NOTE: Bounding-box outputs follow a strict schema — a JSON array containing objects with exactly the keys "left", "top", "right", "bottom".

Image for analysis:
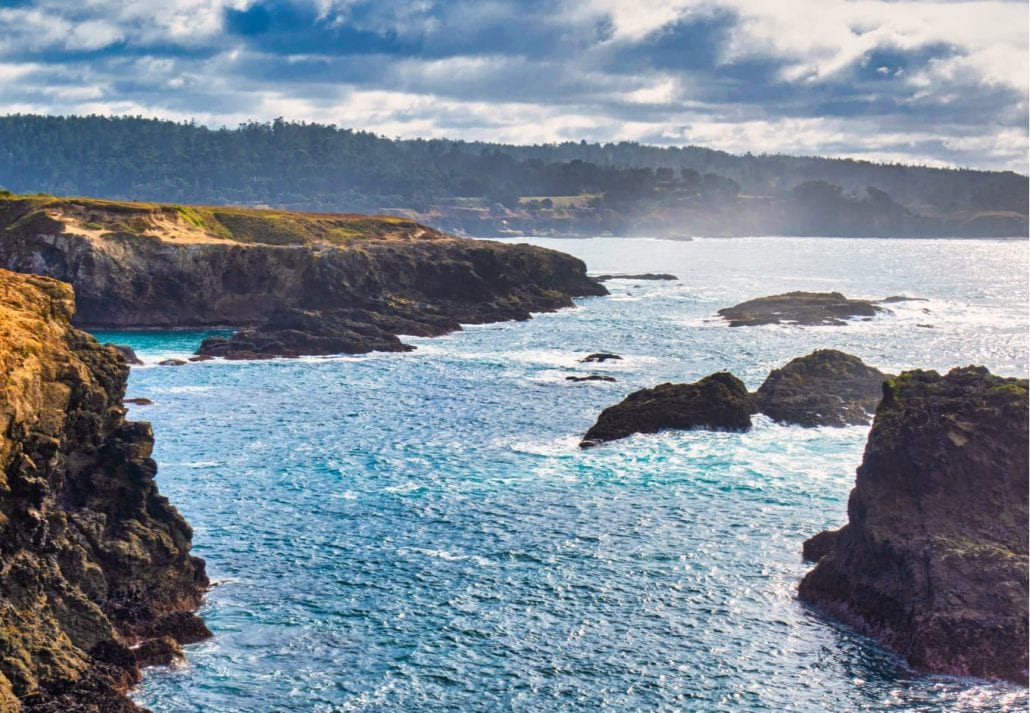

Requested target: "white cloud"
[{"left": 0, "top": 0, "right": 1024, "bottom": 172}]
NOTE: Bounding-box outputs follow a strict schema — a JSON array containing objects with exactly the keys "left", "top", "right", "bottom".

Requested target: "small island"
[{"left": 717, "top": 291, "right": 885, "bottom": 327}]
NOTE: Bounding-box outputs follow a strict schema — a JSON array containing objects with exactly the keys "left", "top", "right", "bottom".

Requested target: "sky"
[{"left": 0, "top": 0, "right": 1027, "bottom": 172}]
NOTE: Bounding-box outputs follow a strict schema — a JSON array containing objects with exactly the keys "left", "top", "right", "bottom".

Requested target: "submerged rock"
[
  {"left": 566, "top": 375, "right": 617, "bottom": 383},
  {"left": 158, "top": 358, "right": 188, "bottom": 366},
  {"left": 799, "top": 367, "right": 1029, "bottom": 684},
  {"left": 755, "top": 349, "right": 890, "bottom": 427},
  {"left": 581, "top": 352, "right": 622, "bottom": 363},
  {"left": 124, "top": 397, "right": 154, "bottom": 405},
  {"left": 717, "top": 291, "right": 884, "bottom": 327},
  {"left": 0, "top": 269, "right": 208, "bottom": 711},
  {"left": 580, "top": 372, "right": 755, "bottom": 447}
]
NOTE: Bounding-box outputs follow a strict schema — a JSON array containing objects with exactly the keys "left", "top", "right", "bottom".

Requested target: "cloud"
[{"left": 0, "top": 0, "right": 1024, "bottom": 171}]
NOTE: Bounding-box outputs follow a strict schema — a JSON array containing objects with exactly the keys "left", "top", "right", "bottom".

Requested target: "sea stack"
[
  {"left": 755, "top": 349, "right": 890, "bottom": 426},
  {"left": 0, "top": 269, "right": 209, "bottom": 710},
  {"left": 799, "top": 367, "right": 1029, "bottom": 684},
  {"left": 580, "top": 372, "right": 755, "bottom": 447}
]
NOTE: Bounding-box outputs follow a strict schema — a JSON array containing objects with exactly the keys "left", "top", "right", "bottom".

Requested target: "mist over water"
[{"left": 93, "top": 237, "right": 1028, "bottom": 712}]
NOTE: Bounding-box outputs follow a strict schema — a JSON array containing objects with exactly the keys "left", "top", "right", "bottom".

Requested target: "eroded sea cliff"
[
  {"left": 0, "top": 195, "right": 607, "bottom": 358},
  {"left": 0, "top": 268, "right": 208, "bottom": 711}
]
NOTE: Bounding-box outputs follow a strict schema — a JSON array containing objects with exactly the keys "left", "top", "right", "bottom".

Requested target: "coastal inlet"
[{"left": 110, "top": 236, "right": 1029, "bottom": 712}]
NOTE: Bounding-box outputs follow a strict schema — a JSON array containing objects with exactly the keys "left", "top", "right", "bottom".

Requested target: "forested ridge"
[{"left": 0, "top": 114, "right": 1025, "bottom": 237}]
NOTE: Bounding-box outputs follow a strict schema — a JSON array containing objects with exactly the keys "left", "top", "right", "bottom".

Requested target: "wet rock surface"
[
  {"left": 580, "top": 372, "right": 755, "bottom": 447},
  {"left": 717, "top": 291, "right": 885, "bottom": 326},
  {"left": 566, "top": 375, "right": 617, "bottom": 383},
  {"left": 0, "top": 269, "right": 209, "bottom": 711},
  {"left": 755, "top": 349, "right": 891, "bottom": 426},
  {"left": 799, "top": 367, "right": 1029, "bottom": 684},
  {"left": 581, "top": 352, "right": 622, "bottom": 363}
]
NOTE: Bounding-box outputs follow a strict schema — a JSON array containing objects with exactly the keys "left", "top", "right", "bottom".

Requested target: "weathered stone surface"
[
  {"left": 0, "top": 196, "right": 607, "bottom": 359},
  {"left": 132, "top": 637, "right": 183, "bottom": 668},
  {"left": 0, "top": 269, "right": 209, "bottom": 711},
  {"left": 580, "top": 372, "right": 755, "bottom": 447},
  {"left": 755, "top": 349, "right": 890, "bottom": 427},
  {"left": 799, "top": 367, "right": 1029, "bottom": 684},
  {"left": 717, "top": 291, "right": 884, "bottom": 327},
  {"left": 105, "top": 344, "right": 142, "bottom": 365}
]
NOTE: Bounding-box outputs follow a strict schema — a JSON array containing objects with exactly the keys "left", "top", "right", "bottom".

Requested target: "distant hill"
[{"left": 0, "top": 114, "right": 1025, "bottom": 237}]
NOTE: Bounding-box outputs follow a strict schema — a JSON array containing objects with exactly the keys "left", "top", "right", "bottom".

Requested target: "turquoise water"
[{"left": 93, "top": 237, "right": 1028, "bottom": 712}]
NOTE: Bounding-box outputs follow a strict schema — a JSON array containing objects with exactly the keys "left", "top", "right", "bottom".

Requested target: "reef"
[
  {"left": 580, "top": 372, "right": 755, "bottom": 447},
  {"left": 799, "top": 367, "right": 1029, "bottom": 684},
  {"left": 0, "top": 195, "right": 607, "bottom": 359},
  {"left": 0, "top": 268, "right": 209, "bottom": 711},
  {"left": 755, "top": 349, "right": 890, "bottom": 426},
  {"left": 717, "top": 291, "right": 885, "bottom": 327}
]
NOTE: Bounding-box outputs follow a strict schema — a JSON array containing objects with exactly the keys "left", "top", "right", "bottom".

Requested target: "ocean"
[{"left": 91, "top": 236, "right": 1028, "bottom": 712}]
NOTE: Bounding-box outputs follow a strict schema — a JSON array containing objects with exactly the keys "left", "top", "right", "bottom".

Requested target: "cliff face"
[
  {"left": 0, "top": 197, "right": 606, "bottom": 345},
  {"left": 799, "top": 367, "right": 1029, "bottom": 684},
  {"left": 0, "top": 269, "right": 209, "bottom": 711}
]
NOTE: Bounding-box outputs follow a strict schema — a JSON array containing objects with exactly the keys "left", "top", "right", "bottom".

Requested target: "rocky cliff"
[
  {"left": 0, "top": 268, "right": 209, "bottom": 711},
  {"left": 799, "top": 367, "right": 1028, "bottom": 684},
  {"left": 0, "top": 195, "right": 606, "bottom": 357}
]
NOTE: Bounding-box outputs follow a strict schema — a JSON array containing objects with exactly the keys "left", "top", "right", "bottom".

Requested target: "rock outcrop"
[
  {"left": 717, "top": 291, "right": 884, "bottom": 326},
  {"left": 581, "top": 353, "right": 622, "bottom": 363},
  {"left": 799, "top": 367, "right": 1029, "bottom": 684},
  {"left": 755, "top": 349, "right": 890, "bottom": 426},
  {"left": 106, "top": 345, "right": 142, "bottom": 366},
  {"left": 594, "top": 273, "right": 678, "bottom": 282},
  {"left": 0, "top": 195, "right": 607, "bottom": 358},
  {"left": 0, "top": 268, "right": 209, "bottom": 711},
  {"left": 580, "top": 372, "right": 755, "bottom": 447}
]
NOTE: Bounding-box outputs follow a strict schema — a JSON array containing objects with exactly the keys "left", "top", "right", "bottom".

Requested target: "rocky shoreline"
[
  {"left": 0, "top": 195, "right": 607, "bottom": 359},
  {"left": 0, "top": 269, "right": 209, "bottom": 711}
]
